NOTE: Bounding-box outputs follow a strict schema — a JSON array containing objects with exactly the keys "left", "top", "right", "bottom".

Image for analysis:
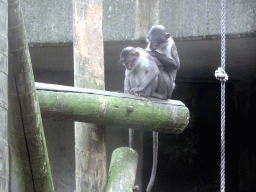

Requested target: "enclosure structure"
[{"left": 1, "top": 0, "right": 256, "bottom": 192}]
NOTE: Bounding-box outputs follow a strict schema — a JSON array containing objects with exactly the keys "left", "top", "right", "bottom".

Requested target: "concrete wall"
[
  {"left": 21, "top": 0, "right": 72, "bottom": 44},
  {"left": 160, "top": 0, "right": 256, "bottom": 38},
  {"left": 21, "top": 0, "right": 256, "bottom": 44}
]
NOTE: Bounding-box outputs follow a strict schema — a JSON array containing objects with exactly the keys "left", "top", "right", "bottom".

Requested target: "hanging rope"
[{"left": 214, "top": 0, "right": 228, "bottom": 191}]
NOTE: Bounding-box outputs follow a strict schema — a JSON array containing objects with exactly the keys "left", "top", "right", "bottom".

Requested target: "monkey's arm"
[
  {"left": 129, "top": 65, "right": 159, "bottom": 96},
  {"left": 124, "top": 72, "right": 131, "bottom": 93},
  {"left": 141, "top": 69, "right": 159, "bottom": 90},
  {"left": 150, "top": 51, "right": 179, "bottom": 71}
]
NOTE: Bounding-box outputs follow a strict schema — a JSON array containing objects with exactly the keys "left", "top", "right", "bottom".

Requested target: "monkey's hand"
[
  {"left": 151, "top": 51, "right": 179, "bottom": 70},
  {"left": 129, "top": 87, "right": 143, "bottom": 96}
]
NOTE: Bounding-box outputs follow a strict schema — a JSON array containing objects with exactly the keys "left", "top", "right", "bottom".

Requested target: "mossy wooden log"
[
  {"left": 106, "top": 147, "right": 138, "bottom": 192},
  {"left": 36, "top": 83, "right": 189, "bottom": 133},
  {"left": 0, "top": 0, "right": 9, "bottom": 190},
  {"left": 8, "top": 1, "right": 54, "bottom": 191}
]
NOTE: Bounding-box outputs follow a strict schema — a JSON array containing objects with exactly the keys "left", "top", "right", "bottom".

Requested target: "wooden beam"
[{"left": 36, "top": 83, "right": 189, "bottom": 134}]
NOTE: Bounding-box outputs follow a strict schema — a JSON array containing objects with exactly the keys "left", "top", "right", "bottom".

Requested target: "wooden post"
[
  {"left": 8, "top": 0, "right": 54, "bottom": 191},
  {"left": 106, "top": 147, "right": 138, "bottom": 192},
  {"left": 0, "top": 0, "right": 9, "bottom": 191},
  {"left": 73, "top": 0, "right": 107, "bottom": 191}
]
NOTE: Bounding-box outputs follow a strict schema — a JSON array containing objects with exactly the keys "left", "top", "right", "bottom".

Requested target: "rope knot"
[{"left": 215, "top": 67, "right": 228, "bottom": 82}]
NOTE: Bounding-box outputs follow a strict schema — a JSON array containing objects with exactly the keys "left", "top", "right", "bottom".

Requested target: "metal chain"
[{"left": 220, "top": 0, "right": 226, "bottom": 191}]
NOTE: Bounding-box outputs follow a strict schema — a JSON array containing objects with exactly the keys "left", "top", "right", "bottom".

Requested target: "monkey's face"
[
  {"left": 121, "top": 58, "right": 139, "bottom": 71},
  {"left": 146, "top": 25, "right": 168, "bottom": 50},
  {"left": 120, "top": 47, "right": 140, "bottom": 70},
  {"left": 146, "top": 37, "right": 166, "bottom": 51},
  {"left": 148, "top": 40, "right": 158, "bottom": 50},
  {"left": 124, "top": 61, "right": 133, "bottom": 70}
]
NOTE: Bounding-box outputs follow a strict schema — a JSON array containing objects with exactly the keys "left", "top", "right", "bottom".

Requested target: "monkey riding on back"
[
  {"left": 146, "top": 25, "right": 180, "bottom": 99},
  {"left": 119, "top": 25, "right": 180, "bottom": 192}
]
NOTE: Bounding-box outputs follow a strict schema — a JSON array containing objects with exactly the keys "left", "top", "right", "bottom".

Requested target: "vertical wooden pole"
[
  {"left": 73, "top": 0, "right": 107, "bottom": 191},
  {"left": 0, "top": 0, "right": 9, "bottom": 191}
]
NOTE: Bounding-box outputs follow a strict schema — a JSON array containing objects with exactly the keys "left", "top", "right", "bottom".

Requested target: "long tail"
[
  {"left": 129, "top": 128, "right": 134, "bottom": 148},
  {"left": 146, "top": 131, "right": 159, "bottom": 192}
]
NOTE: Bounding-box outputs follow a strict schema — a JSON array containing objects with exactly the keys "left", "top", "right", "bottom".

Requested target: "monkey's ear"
[
  {"left": 133, "top": 52, "right": 140, "bottom": 57},
  {"left": 165, "top": 33, "right": 171, "bottom": 39}
]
